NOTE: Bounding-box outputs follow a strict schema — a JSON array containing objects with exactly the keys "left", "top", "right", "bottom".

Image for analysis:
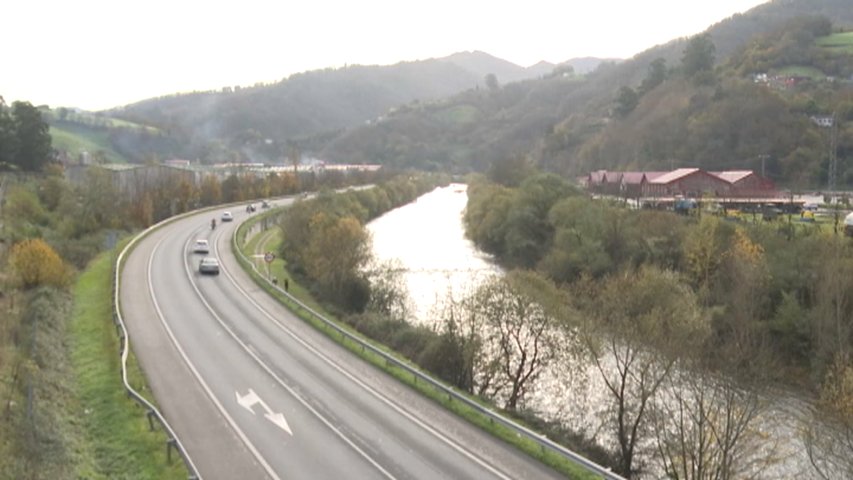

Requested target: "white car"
[
  {"left": 221, "top": 211, "right": 234, "bottom": 222},
  {"left": 192, "top": 239, "right": 210, "bottom": 254},
  {"left": 198, "top": 257, "right": 220, "bottom": 275}
]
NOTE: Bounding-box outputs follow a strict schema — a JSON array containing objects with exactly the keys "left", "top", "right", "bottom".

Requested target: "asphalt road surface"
[{"left": 120, "top": 202, "right": 567, "bottom": 480}]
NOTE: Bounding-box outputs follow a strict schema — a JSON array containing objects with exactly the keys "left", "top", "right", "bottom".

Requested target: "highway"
[{"left": 120, "top": 202, "right": 567, "bottom": 480}]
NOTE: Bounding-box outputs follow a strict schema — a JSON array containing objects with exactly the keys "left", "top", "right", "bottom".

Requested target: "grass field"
[
  {"left": 50, "top": 124, "right": 128, "bottom": 164},
  {"left": 434, "top": 104, "right": 481, "bottom": 127},
  {"left": 773, "top": 65, "right": 826, "bottom": 80},
  {"left": 46, "top": 109, "right": 160, "bottom": 133},
  {"left": 70, "top": 249, "right": 186, "bottom": 479},
  {"left": 816, "top": 32, "right": 853, "bottom": 54}
]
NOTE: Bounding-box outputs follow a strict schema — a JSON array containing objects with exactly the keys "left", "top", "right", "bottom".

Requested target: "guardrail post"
[
  {"left": 146, "top": 409, "right": 156, "bottom": 431},
  {"left": 167, "top": 438, "right": 177, "bottom": 463}
]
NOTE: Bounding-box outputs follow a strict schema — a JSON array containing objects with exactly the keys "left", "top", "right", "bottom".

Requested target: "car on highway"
[
  {"left": 192, "top": 239, "right": 210, "bottom": 254},
  {"left": 198, "top": 257, "right": 220, "bottom": 275},
  {"left": 221, "top": 211, "right": 234, "bottom": 222}
]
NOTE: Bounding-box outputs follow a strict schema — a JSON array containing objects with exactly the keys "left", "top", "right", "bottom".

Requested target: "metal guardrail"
[
  {"left": 114, "top": 216, "right": 202, "bottom": 480},
  {"left": 233, "top": 214, "right": 624, "bottom": 480}
]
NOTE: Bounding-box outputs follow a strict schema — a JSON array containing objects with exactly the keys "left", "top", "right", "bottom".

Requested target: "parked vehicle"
[
  {"left": 762, "top": 206, "right": 782, "bottom": 221},
  {"left": 844, "top": 212, "right": 853, "bottom": 236}
]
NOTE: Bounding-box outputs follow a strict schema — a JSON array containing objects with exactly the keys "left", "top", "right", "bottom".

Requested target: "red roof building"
[
  {"left": 712, "top": 170, "right": 776, "bottom": 197},
  {"left": 619, "top": 171, "right": 665, "bottom": 197},
  {"left": 583, "top": 168, "right": 777, "bottom": 200},
  {"left": 645, "top": 168, "right": 732, "bottom": 198}
]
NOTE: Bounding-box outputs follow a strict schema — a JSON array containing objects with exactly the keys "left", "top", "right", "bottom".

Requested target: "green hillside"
[
  {"left": 50, "top": 123, "right": 129, "bottom": 164},
  {"left": 44, "top": 107, "right": 184, "bottom": 164},
  {"left": 319, "top": 1, "right": 853, "bottom": 188},
  {"left": 46, "top": 108, "right": 160, "bottom": 132}
]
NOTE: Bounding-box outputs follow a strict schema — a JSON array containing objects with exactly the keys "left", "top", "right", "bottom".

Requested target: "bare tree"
[
  {"left": 805, "top": 354, "right": 853, "bottom": 479},
  {"left": 471, "top": 270, "right": 566, "bottom": 411},
  {"left": 811, "top": 241, "right": 853, "bottom": 375},
  {"left": 581, "top": 266, "right": 708, "bottom": 478},
  {"left": 364, "top": 259, "right": 410, "bottom": 320},
  {"left": 651, "top": 367, "right": 774, "bottom": 480}
]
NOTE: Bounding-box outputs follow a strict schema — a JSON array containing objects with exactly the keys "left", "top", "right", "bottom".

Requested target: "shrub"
[{"left": 9, "top": 238, "right": 72, "bottom": 289}]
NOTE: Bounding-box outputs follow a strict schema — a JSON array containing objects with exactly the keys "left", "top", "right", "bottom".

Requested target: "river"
[
  {"left": 366, "top": 184, "right": 832, "bottom": 479},
  {"left": 367, "top": 183, "right": 500, "bottom": 323}
]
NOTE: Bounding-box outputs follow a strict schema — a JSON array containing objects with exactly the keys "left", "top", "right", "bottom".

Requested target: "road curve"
[{"left": 120, "top": 203, "right": 567, "bottom": 480}]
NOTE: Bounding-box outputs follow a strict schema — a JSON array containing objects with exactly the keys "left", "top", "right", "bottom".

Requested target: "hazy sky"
[{"left": 3, "top": 0, "right": 769, "bottom": 111}]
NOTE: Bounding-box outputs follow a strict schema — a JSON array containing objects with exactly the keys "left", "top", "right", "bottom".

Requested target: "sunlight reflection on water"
[{"left": 367, "top": 183, "right": 500, "bottom": 323}]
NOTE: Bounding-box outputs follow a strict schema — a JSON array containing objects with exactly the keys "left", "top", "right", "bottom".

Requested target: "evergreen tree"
[
  {"left": 12, "top": 101, "right": 52, "bottom": 171},
  {"left": 614, "top": 86, "right": 639, "bottom": 117},
  {"left": 681, "top": 33, "right": 716, "bottom": 79},
  {"left": 638, "top": 58, "right": 667, "bottom": 95},
  {"left": 0, "top": 96, "right": 18, "bottom": 168}
]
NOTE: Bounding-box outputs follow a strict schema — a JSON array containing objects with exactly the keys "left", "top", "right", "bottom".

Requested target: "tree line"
[
  {"left": 462, "top": 171, "right": 853, "bottom": 478},
  {"left": 278, "top": 174, "right": 450, "bottom": 312}
]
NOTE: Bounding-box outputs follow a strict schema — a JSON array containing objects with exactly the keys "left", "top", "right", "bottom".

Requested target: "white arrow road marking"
[
  {"left": 236, "top": 389, "right": 262, "bottom": 413},
  {"left": 236, "top": 389, "right": 293, "bottom": 436},
  {"left": 264, "top": 412, "right": 293, "bottom": 435}
]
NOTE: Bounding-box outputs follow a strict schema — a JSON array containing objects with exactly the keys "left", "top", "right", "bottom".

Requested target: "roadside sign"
[{"left": 264, "top": 252, "right": 275, "bottom": 263}]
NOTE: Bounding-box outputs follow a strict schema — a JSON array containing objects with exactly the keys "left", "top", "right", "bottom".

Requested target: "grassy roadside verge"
[
  {"left": 71, "top": 248, "right": 185, "bottom": 479},
  {"left": 235, "top": 214, "right": 602, "bottom": 479}
]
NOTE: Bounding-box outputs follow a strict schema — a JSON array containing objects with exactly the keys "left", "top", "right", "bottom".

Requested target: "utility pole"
[
  {"left": 828, "top": 111, "right": 838, "bottom": 193},
  {"left": 758, "top": 154, "right": 769, "bottom": 178},
  {"left": 826, "top": 111, "right": 839, "bottom": 233}
]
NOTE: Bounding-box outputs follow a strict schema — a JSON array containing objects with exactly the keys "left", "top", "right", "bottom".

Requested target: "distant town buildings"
[
  {"left": 63, "top": 160, "right": 383, "bottom": 202},
  {"left": 810, "top": 115, "right": 834, "bottom": 128}
]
